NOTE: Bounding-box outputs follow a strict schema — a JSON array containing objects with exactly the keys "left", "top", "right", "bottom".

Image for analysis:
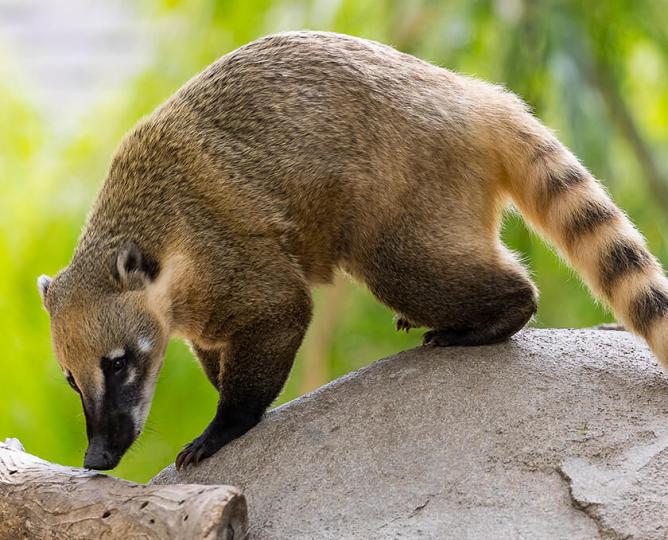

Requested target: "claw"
[
  {"left": 422, "top": 330, "right": 437, "bottom": 346},
  {"left": 175, "top": 437, "right": 212, "bottom": 470},
  {"left": 394, "top": 316, "right": 412, "bottom": 332},
  {"left": 175, "top": 443, "right": 194, "bottom": 471},
  {"left": 174, "top": 424, "right": 240, "bottom": 470},
  {"left": 194, "top": 448, "right": 205, "bottom": 467},
  {"left": 175, "top": 450, "right": 185, "bottom": 471}
]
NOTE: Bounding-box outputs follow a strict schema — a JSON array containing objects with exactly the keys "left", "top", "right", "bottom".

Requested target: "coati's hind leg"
[
  {"left": 414, "top": 265, "right": 536, "bottom": 347},
  {"left": 359, "top": 224, "right": 538, "bottom": 348}
]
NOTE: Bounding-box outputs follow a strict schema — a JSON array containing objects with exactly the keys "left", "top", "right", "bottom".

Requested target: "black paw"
[
  {"left": 175, "top": 411, "right": 262, "bottom": 471},
  {"left": 423, "top": 329, "right": 465, "bottom": 347},
  {"left": 175, "top": 431, "right": 224, "bottom": 471}
]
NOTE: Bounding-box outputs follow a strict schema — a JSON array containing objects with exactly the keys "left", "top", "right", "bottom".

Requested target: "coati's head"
[{"left": 38, "top": 242, "right": 170, "bottom": 470}]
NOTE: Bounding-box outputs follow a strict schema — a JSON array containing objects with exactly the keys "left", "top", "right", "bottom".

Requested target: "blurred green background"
[{"left": 1, "top": 0, "right": 666, "bottom": 482}]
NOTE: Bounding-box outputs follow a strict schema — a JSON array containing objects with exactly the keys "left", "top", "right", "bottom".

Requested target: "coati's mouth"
[
  {"left": 83, "top": 413, "right": 136, "bottom": 470},
  {"left": 84, "top": 445, "right": 122, "bottom": 470}
]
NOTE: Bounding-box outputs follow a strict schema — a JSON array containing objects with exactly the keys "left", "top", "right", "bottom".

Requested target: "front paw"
[{"left": 175, "top": 431, "right": 224, "bottom": 470}]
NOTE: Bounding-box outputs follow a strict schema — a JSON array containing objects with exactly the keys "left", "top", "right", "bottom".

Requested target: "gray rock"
[{"left": 152, "top": 329, "right": 668, "bottom": 539}]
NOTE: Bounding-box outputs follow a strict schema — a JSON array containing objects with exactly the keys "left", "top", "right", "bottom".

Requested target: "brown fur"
[{"left": 39, "top": 31, "right": 668, "bottom": 469}]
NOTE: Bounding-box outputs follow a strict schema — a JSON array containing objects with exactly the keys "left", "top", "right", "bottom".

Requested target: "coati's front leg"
[
  {"left": 191, "top": 344, "right": 222, "bottom": 388},
  {"left": 176, "top": 289, "right": 312, "bottom": 469}
]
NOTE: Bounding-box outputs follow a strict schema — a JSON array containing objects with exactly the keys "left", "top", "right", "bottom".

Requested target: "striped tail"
[{"left": 503, "top": 124, "right": 668, "bottom": 369}]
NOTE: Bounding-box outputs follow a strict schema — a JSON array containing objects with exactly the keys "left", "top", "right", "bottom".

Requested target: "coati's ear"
[
  {"left": 37, "top": 275, "right": 52, "bottom": 308},
  {"left": 113, "top": 242, "right": 159, "bottom": 290}
]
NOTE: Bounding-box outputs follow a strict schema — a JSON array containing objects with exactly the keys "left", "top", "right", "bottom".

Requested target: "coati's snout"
[
  {"left": 80, "top": 345, "right": 156, "bottom": 470},
  {"left": 84, "top": 409, "right": 135, "bottom": 470},
  {"left": 38, "top": 242, "right": 170, "bottom": 470}
]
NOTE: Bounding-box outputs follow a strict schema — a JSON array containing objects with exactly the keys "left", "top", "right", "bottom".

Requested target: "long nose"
[{"left": 84, "top": 436, "right": 118, "bottom": 470}]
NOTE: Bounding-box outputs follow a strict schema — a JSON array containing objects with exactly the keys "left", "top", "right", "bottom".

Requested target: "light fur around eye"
[
  {"left": 108, "top": 348, "right": 126, "bottom": 360},
  {"left": 137, "top": 338, "right": 153, "bottom": 354}
]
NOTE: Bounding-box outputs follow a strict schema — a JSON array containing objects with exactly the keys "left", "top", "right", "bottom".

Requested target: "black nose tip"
[{"left": 83, "top": 450, "right": 116, "bottom": 470}]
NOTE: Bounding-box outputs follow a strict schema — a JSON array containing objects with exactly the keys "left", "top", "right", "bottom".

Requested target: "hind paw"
[
  {"left": 423, "top": 329, "right": 467, "bottom": 347},
  {"left": 394, "top": 315, "right": 414, "bottom": 332}
]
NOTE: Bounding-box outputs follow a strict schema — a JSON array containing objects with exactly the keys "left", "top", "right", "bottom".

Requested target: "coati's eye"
[
  {"left": 112, "top": 356, "right": 127, "bottom": 372},
  {"left": 103, "top": 348, "right": 131, "bottom": 375}
]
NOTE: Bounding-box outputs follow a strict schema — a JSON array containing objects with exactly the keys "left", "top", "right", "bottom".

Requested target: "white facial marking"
[
  {"left": 137, "top": 337, "right": 153, "bottom": 354},
  {"left": 91, "top": 368, "right": 105, "bottom": 404},
  {"left": 132, "top": 367, "right": 161, "bottom": 435},
  {"left": 126, "top": 366, "right": 137, "bottom": 384},
  {"left": 132, "top": 404, "right": 145, "bottom": 433},
  {"left": 108, "top": 348, "right": 125, "bottom": 359},
  {"left": 132, "top": 390, "right": 153, "bottom": 435}
]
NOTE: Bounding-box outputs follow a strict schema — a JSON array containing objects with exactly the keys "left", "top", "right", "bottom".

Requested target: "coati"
[{"left": 37, "top": 31, "right": 668, "bottom": 471}]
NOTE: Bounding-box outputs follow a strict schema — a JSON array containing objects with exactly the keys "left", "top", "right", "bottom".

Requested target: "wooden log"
[{"left": 0, "top": 438, "right": 247, "bottom": 539}]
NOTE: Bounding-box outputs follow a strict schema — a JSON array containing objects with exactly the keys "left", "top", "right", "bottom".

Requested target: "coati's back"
[
  {"left": 130, "top": 32, "right": 515, "bottom": 278},
  {"left": 171, "top": 30, "right": 503, "bottom": 193}
]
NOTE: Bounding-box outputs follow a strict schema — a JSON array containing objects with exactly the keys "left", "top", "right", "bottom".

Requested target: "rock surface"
[{"left": 153, "top": 329, "right": 668, "bottom": 539}]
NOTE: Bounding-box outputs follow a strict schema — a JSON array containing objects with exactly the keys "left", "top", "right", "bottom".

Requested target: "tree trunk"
[{"left": 0, "top": 438, "right": 247, "bottom": 539}]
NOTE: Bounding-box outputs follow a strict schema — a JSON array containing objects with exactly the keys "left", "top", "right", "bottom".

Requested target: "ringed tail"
[{"left": 501, "top": 112, "right": 668, "bottom": 369}]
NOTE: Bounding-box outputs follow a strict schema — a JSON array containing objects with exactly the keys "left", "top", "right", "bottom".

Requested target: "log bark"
[{"left": 0, "top": 438, "right": 247, "bottom": 540}]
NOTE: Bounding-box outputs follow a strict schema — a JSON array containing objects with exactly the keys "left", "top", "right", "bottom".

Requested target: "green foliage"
[{"left": 1, "top": 0, "right": 666, "bottom": 482}]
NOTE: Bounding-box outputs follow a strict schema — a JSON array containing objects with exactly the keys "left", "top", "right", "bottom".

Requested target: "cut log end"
[{"left": 0, "top": 438, "right": 248, "bottom": 539}]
